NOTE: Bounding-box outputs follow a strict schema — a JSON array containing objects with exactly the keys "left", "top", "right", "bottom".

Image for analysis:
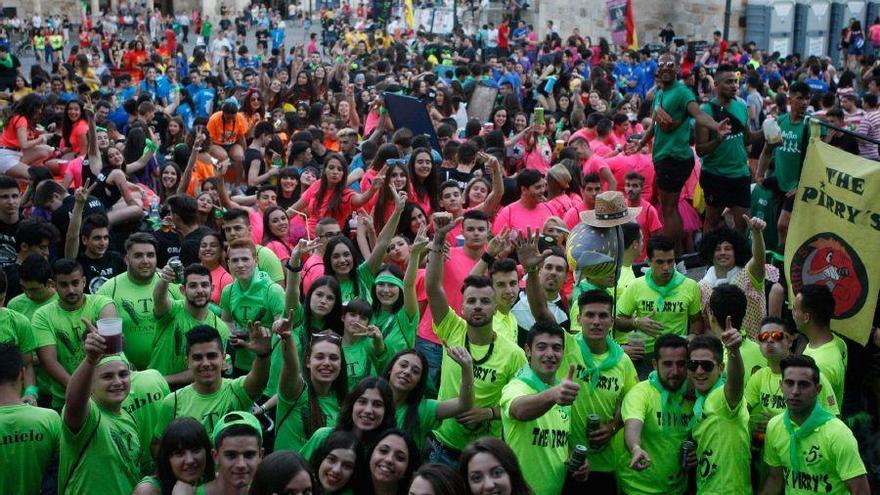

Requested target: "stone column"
[{"left": 92, "top": 0, "right": 100, "bottom": 16}]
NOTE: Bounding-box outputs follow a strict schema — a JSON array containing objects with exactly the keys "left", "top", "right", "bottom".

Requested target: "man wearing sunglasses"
[
  {"left": 744, "top": 317, "right": 838, "bottom": 483},
  {"left": 760, "top": 355, "right": 869, "bottom": 495},
  {"left": 628, "top": 52, "right": 731, "bottom": 254}
]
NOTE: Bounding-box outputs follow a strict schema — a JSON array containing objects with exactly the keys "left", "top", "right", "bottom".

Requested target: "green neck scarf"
[
  {"left": 783, "top": 402, "right": 834, "bottom": 474},
  {"left": 644, "top": 268, "right": 686, "bottom": 313},
  {"left": 648, "top": 370, "right": 687, "bottom": 430},
  {"left": 517, "top": 364, "right": 570, "bottom": 416},
  {"left": 576, "top": 334, "right": 623, "bottom": 389},
  {"left": 687, "top": 376, "right": 725, "bottom": 429},
  {"left": 0, "top": 55, "right": 12, "bottom": 69}
]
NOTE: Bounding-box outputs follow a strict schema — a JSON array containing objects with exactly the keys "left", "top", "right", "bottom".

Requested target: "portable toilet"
[
  {"left": 848, "top": 0, "right": 868, "bottom": 26},
  {"left": 830, "top": 0, "right": 847, "bottom": 64},
  {"left": 746, "top": 0, "right": 772, "bottom": 50},
  {"left": 868, "top": 1, "right": 880, "bottom": 54},
  {"left": 794, "top": 0, "right": 831, "bottom": 57},
  {"left": 768, "top": 0, "right": 797, "bottom": 57}
]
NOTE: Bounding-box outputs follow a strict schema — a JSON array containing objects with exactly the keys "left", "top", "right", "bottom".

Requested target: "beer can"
[
  {"left": 680, "top": 440, "right": 696, "bottom": 469},
  {"left": 568, "top": 444, "right": 588, "bottom": 473},
  {"left": 535, "top": 107, "right": 545, "bottom": 127},
  {"left": 169, "top": 259, "right": 184, "bottom": 284},
  {"left": 587, "top": 414, "right": 601, "bottom": 434}
]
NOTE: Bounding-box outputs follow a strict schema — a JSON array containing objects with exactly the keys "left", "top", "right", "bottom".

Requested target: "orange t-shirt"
[
  {"left": 186, "top": 158, "right": 216, "bottom": 195},
  {"left": 207, "top": 112, "right": 248, "bottom": 146}
]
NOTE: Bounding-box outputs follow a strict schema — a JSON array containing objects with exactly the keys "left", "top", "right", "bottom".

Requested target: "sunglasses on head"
[
  {"left": 659, "top": 61, "right": 676, "bottom": 69},
  {"left": 758, "top": 331, "right": 785, "bottom": 342},
  {"left": 686, "top": 359, "right": 715, "bottom": 372}
]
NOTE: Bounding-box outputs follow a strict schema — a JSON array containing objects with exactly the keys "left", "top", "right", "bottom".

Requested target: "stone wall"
[{"left": 534, "top": 0, "right": 750, "bottom": 46}]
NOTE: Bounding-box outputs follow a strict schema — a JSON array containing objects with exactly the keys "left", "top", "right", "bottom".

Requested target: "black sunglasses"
[{"left": 686, "top": 359, "right": 716, "bottom": 372}]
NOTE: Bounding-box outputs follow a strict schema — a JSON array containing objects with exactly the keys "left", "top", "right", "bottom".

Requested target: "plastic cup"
[
  {"left": 628, "top": 330, "right": 647, "bottom": 348},
  {"left": 96, "top": 318, "right": 123, "bottom": 354}
]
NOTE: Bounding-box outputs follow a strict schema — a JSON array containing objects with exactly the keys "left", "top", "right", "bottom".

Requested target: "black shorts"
[
  {"left": 782, "top": 193, "right": 795, "bottom": 212},
  {"left": 654, "top": 157, "right": 695, "bottom": 193},
  {"left": 699, "top": 170, "right": 752, "bottom": 209}
]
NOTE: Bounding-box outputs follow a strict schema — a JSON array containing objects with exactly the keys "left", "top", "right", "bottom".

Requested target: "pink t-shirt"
[
  {"left": 589, "top": 139, "right": 613, "bottom": 158},
  {"left": 301, "top": 254, "right": 325, "bottom": 296},
  {"left": 547, "top": 194, "right": 574, "bottom": 218},
  {"left": 608, "top": 131, "right": 627, "bottom": 149},
  {"left": 248, "top": 208, "right": 264, "bottom": 246},
  {"left": 210, "top": 265, "right": 234, "bottom": 304},
  {"left": 492, "top": 200, "right": 555, "bottom": 235},
  {"left": 563, "top": 206, "right": 587, "bottom": 230},
  {"left": 300, "top": 181, "right": 356, "bottom": 235},
  {"left": 581, "top": 154, "right": 610, "bottom": 180},
  {"left": 359, "top": 168, "right": 380, "bottom": 192},
  {"left": 633, "top": 199, "right": 663, "bottom": 261},
  {"left": 416, "top": 247, "right": 481, "bottom": 344},
  {"left": 266, "top": 239, "right": 291, "bottom": 263},
  {"left": 64, "top": 119, "right": 89, "bottom": 155},
  {"left": 606, "top": 153, "right": 655, "bottom": 202},
  {"left": 524, "top": 139, "right": 552, "bottom": 174}
]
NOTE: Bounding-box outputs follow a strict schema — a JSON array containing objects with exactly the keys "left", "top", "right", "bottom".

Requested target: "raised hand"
[
  {"left": 716, "top": 118, "right": 731, "bottom": 137},
  {"left": 240, "top": 320, "right": 272, "bottom": 356},
  {"left": 158, "top": 263, "right": 177, "bottom": 283},
  {"left": 81, "top": 319, "right": 107, "bottom": 365},
  {"left": 551, "top": 364, "right": 581, "bottom": 406},
  {"left": 514, "top": 228, "right": 550, "bottom": 271},
  {"left": 432, "top": 212, "right": 461, "bottom": 238},
  {"left": 272, "top": 309, "right": 296, "bottom": 341},
  {"left": 289, "top": 238, "right": 319, "bottom": 269},
  {"left": 411, "top": 223, "right": 430, "bottom": 257},
  {"left": 74, "top": 179, "right": 96, "bottom": 204},
  {"left": 744, "top": 214, "right": 767, "bottom": 233},
  {"left": 371, "top": 165, "right": 388, "bottom": 192},
  {"left": 720, "top": 315, "right": 742, "bottom": 351},
  {"left": 391, "top": 186, "right": 407, "bottom": 211},
  {"left": 487, "top": 226, "right": 513, "bottom": 257},
  {"left": 443, "top": 341, "right": 473, "bottom": 371}
]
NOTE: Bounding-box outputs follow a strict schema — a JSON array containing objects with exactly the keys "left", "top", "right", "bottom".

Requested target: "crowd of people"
[{"left": 0, "top": 2, "right": 877, "bottom": 494}]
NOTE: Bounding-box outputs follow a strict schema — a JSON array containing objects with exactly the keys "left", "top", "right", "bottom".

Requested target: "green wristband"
[{"left": 23, "top": 386, "right": 39, "bottom": 398}]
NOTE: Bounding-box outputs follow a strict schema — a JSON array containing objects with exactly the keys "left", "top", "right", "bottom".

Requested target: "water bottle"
[
  {"left": 148, "top": 198, "right": 161, "bottom": 230},
  {"left": 762, "top": 116, "right": 782, "bottom": 145}
]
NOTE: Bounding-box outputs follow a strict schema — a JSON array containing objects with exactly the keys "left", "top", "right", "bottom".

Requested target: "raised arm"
[
  {"left": 64, "top": 180, "right": 96, "bottom": 259},
  {"left": 426, "top": 212, "right": 461, "bottom": 325},
  {"left": 435, "top": 345, "right": 475, "bottom": 419},
  {"left": 472, "top": 153, "right": 505, "bottom": 216},
  {"left": 124, "top": 127, "right": 159, "bottom": 175},
  {"left": 84, "top": 107, "right": 103, "bottom": 175},
  {"left": 274, "top": 310, "right": 305, "bottom": 401},
  {"left": 153, "top": 263, "right": 175, "bottom": 320},
  {"left": 351, "top": 165, "right": 386, "bottom": 207},
  {"left": 176, "top": 131, "right": 206, "bottom": 195},
  {"left": 364, "top": 187, "right": 406, "bottom": 274},
  {"left": 510, "top": 364, "right": 579, "bottom": 421},
  {"left": 63, "top": 321, "right": 107, "bottom": 433},
  {"left": 720, "top": 316, "right": 745, "bottom": 409},
  {"left": 516, "top": 230, "right": 555, "bottom": 324},
  {"left": 403, "top": 225, "right": 428, "bottom": 320},
  {"left": 744, "top": 215, "right": 767, "bottom": 283}
]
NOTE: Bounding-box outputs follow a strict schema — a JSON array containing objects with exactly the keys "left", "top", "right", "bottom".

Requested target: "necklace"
[{"left": 465, "top": 331, "right": 495, "bottom": 366}]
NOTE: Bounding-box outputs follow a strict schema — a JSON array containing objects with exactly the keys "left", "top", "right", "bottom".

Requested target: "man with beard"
[
  {"left": 33, "top": 259, "right": 117, "bottom": 410},
  {"left": 760, "top": 355, "right": 869, "bottom": 495},
  {"left": 425, "top": 212, "right": 526, "bottom": 466},
  {"left": 500, "top": 321, "right": 589, "bottom": 495},
  {"left": 151, "top": 263, "right": 230, "bottom": 386},
  {"left": 492, "top": 169, "right": 555, "bottom": 235},
  {"left": 97, "top": 233, "right": 182, "bottom": 371},
  {"left": 510, "top": 246, "right": 570, "bottom": 346},
  {"left": 621, "top": 333, "right": 696, "bottom": 495}
]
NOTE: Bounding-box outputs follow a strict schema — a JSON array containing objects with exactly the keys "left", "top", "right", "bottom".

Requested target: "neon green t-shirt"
[
  {"left": 150, "top": 300, "right": 230, "bottom": 376},
  {"left": 690, "top": 384, "right": 751, "bottom": 494},
  {"left": 619, "top": 380, "right": 695, "bottom": 495},
  {"left": 568, "top": 280, "right": 613, "bottom": 334},
  {"left": 342, "top": 337, "right": 379, "bottom": 390},
  {"left": 763, "top": 414, "right": 866, "bottom": 495},
  {"left": 153, "top": 376, "right": 253, "bottom": 442},
  {"left": 802, "top": 335, "right": 847, "bottom": 407},
  {"left": 7, "top": 293, "right": 58, "bottom": 318},
  {"left": 433, "top": 310, "right": 527, "bottom": 450},
  {"left": 492, "top": 310, "right": 518, "bottom": 345},
  {"left": 97, "top": 273, "right": 182, "bottom": 371},
  {"left": 339, "top": 261, "right": 377, "bottom": 303},
  {"left": 0, "top": 404, "right": 61, "bottom": 495},
  {"left": 371, "top": 309, "right": 419, "bottom": 373},
  {"left": 725, "top": 338, "right": 767, "bottom": 377},
  {"left": 220, "top": 270, "right": 285, "bottom": 372},
  {"left": 0, "top": 307, "right": 36, "bottom": 353},
  {"left": 274, "top": 380, "right": 341, "bottom": 452},
  {"left": 744, "top": 366, "right": 839, "bottom": 443},
  {"left": 256, "top": 245, "right": 285, "bottom": 284},
  {"left": 500, "top": 376, "right": 570, "bottom": 495},
  {"left": 32, "top": 295, "right": 114, "bottom": 407},
  {"left": 59, "top": 400, "right": 141, "bottom": 495},
  {"left": 652, "top": 81, "right": 697, "bottom": 162},
  {"left": 124, "top": 369, "right": 170, "bottom": 472},
  {"left": 300, "top": 425, "right": 333, "bottom": 460},
  {"left": 559, "top": 332, "right": 637, "bottom": 472},
  {"left": 616, "top": 276, "right": 702, "bottom": 353},
  {"left": 395, "top": 399, "right": 439, "bottom": 454}
]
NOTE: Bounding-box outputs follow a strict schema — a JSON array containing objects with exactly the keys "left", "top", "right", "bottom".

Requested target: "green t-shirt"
[
  {"left": 395, "top": 399, "right": 440, "bottom": 454},
  {"left": 772, "top": 113, "right": 808, "bottom": 193},
  {"left": 97, "top": 273, "right": 183, "bottom": 371},
  {"left": 153, "top": 376, "right": 253, "bottom": 442},
  {"left": 433, "top": 311, "right": 527, "bottom": 451},
  {"left": 619, "top": 380, "right": 695, "bottom": 495},
  {"left": 690, "top": 384, "right": 751, "bottom": 494},
  {"left": 7, "top": 293, "right": 58, "bottom": 318},
  {"left": 342, "top": 337, "right": 380, "bottom": 390},
  {"left": 256, "top": 245, "right": 285, "bottom": 284},
  {"left": 0, "top": 404, "right": 61, "bottom": 495},
  {"left": 569, "top": 280, "right": 614, "bottom": 334},
  {"left": 744, "top": 366, "right": 838, "bottom": 444},
  {"left": 151, "top": 300, "right": 230, "bottom": 376},
  {"left": 0, "top": 307, "right": 36, "bottom": 353},
  {"left": 59, "top": 400, "right": 141, "bottom": 495},
  {"left": 616, "top": 276, "right": 702, "bottom": 353},
  {"left": 500, "top": 376, "right": 570, "bottom": 495},
  {"left": 725, "top": 338, "right": 767, "bottom": 377},
  {"left": 652, "top": 81, "right": 697, "bottom": 162},
  {"left": 559, "top": 332, "right": 637, "bottom": 471},
  {"left": 300, "top": 425, "right": 333, "bottom": 460},
  {"left": 339, "top": 261, "right": 377, "bottom": 303},
  {"left": 220, "top": 270, "right": 285, "bottom": 372},
  {"left": 763, "top": 414, "right": 866, "bottom": 494},
  {"left": 370, "top": 309, "right": 419, "bottom": 373},
  {"left": 700, "top": 98, "right": 751, "bottom": 178},
  {"left": 123, "top": 369, "right": 170, "bottom": 473},
  {"left": 32, "top": 295, "right": 114, "bottom": 407},
  {"left": 802, "top": 335, "right": 847, "bottom": 407},
  {"left": 274, "top": 381, "right": 341, "bottom": 452}
]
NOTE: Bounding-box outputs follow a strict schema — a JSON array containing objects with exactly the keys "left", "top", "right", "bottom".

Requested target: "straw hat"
[{"left": 581, "top": 191, "right": 642, "bottom": 228}]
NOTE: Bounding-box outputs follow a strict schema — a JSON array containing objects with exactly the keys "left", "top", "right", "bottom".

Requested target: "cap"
[{"left": 212, "top": 411, "right": 262, "bottom": 445}]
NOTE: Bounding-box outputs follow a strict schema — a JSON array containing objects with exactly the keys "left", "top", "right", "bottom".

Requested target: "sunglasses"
[
  {"left": 686, "top": 359, "right": 716, "bottom": 372},
  {"left": 758, "top": 331, "right": 785, "bottom": 342},
  {"left": 659, "top": 61, "right": 676, "bottom": 69}
]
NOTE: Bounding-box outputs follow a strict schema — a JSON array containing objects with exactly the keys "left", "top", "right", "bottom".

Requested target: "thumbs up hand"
[
  {"left": 551, "top": 364, "right": 581, "bottom": 406},
  {"left": 720, "top": 316, "right": 742, "bottom": 351}
]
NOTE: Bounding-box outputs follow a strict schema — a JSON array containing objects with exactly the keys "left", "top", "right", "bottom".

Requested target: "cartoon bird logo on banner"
[{"left": 567, "top": 191, "right": 641, "bottom": 280}]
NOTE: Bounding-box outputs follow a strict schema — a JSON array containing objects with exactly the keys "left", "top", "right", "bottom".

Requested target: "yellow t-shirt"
[
  {"left": 500, "top": 376, "right": 570, "bottom": 495},
  {"left": 763, "top": 414, "right": 866, "bottom": 494},
  {"left": 432, "top": 310, "right": 527, "bottom": 450},
  {"left": 616, "top": 275, "right": 702, "bottom": 353},
  {"left": 492, "top": 310, "right": 518, "bottom": 345},
  {"left": 725, "top": 338, "right": 767, "bottom": 377},
  {"left": 558, "top": 332, "right": 637, "bottom": 472},
  {"left": 619, "top": 380, "right": 695, "bottom": 495},
  {"left": 802, "top": 335, "right": 847, "bottom": 406},
  {"left": 691, "top": 385, "right": 752, "bottom": 494}
]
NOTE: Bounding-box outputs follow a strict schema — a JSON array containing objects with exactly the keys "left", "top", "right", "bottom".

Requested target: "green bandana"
[
  {"left": 517, "top": 364, "right": 570, "bottom": 416},
  {"left": 576, "top": 334, "right": 624, "bottom": 389},
  {"left": 644, "top": 268, "right": 686, "bottom": 313},
  {"left": 0, "top": 54, "right": 12, "bottom": 69},
  {"left": 783, "top": 402, "right": 834, "bottom": 474},
  {"left": 648, "top": 370, "right": 687, "bottom": 430},
  {"left": 572, "top": 279, "right": 600, "bottom": 307},
  {"left": 97, "top": 354, "right": 131, "bottom": 368},
  {"left": 688, "top": 376, "right": 725, "bottom": 429},
  {"left": 374, "top": 273, "right": 404, "bottom": 289}
]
